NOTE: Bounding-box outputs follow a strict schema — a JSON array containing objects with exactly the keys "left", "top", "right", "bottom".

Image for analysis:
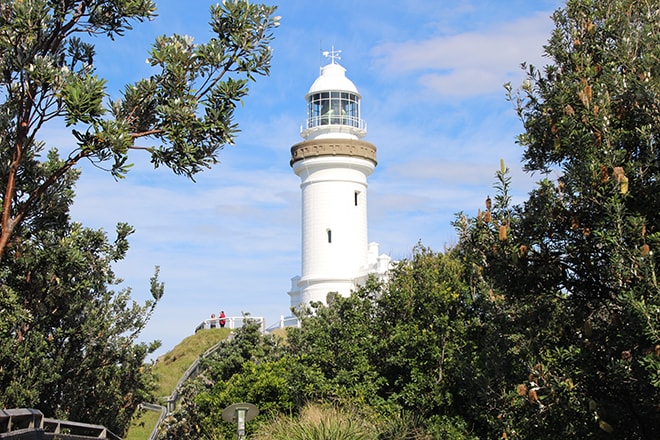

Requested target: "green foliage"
[
  {"left": 0, "top": 218, "right": 163, "bottom": 435},
  {"left": 155, "top": 248, "right": 477, "bottom": 439},
  {"left": 124, "top": 328, "right": 229, "bottom": 439},
  {"left": 160, "top": 248, "right": 479, "bottom": 438},
  {"left": 195, "top": 357, "right": 294, "bottom": 437},
  {"left": 158, "top": 320, "right": 286, "bottom": 439},
  {"left": 63, "top": 73, "right": 108, "bottom": 126},
  {"left": 0, "top": 0, "right": 278, "bottom": 434},
  {"left": 252, "top": 404, "right": 378, "bottom": 440},
  {"left": 251, "top": 403, "right": 478, "bottom": 440},
  {"left": 0, "top": 116, "right": 161, "bottom": 436},
  {"left": 375, "top": 246, "right": 470, "bottom": 413},
  {"left": 281, "top": 246, "right": 472, "bottom": 418},
  {"left": 286, "top": 284, "right": 388, "bottom": 411},
  {"left": 0, "top": 0, "right": 279, "bottom": 260},
  {"left": 454, "top": 0, "right": 660, "bottom": 437},
  {"left": 143, "top": 1, "right": 660, "bottom": 438}
]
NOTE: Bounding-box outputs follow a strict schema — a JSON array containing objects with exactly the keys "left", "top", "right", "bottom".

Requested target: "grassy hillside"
[{"left": 124, "top": 328, "right": 230, "bottom": 440}]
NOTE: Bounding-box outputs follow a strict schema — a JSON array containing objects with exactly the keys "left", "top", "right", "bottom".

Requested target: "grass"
[
  {"left": 251, "top": 403, "right": 379, "bottom": 440},
  {"left": 123, "top": 410, "right": 161, "bottom": 440},
  {"left": 251, "top": 403, "right": 445, "bottom": 440},
  {"left": 124, "top": 328, "right": 231, "bottom": 440},
  {"left": 152, "top": 328, "right": 230, "bottom": 396}
]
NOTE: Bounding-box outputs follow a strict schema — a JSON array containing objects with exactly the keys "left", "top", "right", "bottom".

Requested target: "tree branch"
[{"left": 130, "top": 128, "right": 164, "bottom": 139}]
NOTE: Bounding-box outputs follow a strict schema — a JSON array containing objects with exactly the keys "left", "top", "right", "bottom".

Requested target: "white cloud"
[
  {"left": 372, "top": 12, "right": 554, "bottom": 97},
  {"left": 419, "top": 69, "right": 507, "bottom": 97}
]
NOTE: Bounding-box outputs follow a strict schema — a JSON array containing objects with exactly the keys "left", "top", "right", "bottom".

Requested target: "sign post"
[{"left": 222, "top": 403, "right": 259, "bottom": 439}]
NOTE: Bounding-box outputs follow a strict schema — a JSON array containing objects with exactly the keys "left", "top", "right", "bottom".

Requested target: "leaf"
[{"left": 598, "top": 420, "right": 614, "bottom": 433}]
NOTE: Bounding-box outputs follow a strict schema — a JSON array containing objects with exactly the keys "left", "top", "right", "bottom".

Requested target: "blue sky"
[{"left": 65, "top": 0, "right": 563, "bottom": 357}]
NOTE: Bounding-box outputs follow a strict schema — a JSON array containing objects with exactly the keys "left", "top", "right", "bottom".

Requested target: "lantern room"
[{"left": 301, "top": 52, "right": 366, "bottom": 141}]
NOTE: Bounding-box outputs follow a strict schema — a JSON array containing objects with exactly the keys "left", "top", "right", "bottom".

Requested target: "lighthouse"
[{"left": 288, "top": 50, "right": 391, "bottom": 311}]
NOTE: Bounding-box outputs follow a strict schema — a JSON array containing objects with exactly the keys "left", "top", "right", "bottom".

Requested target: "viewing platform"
[
  {"left": 0, "top": 408, "right": 121, "bottom": 440},
  {"left": 194, "top": 315, "right": 300, "bottom": 334}
]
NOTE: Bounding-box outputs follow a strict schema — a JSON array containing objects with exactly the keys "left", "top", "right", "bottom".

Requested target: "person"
[
  {"left": 219, "top": 311, "right": 226, "bottom": 328},
  {"left": 210, "top": 313, "right": 217, "bottom": 328}
]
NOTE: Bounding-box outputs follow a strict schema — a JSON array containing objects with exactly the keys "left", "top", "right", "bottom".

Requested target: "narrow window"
[
  {"left": 327, "top": 229, "right": 332, "bottom": 243},
  {"left": 354, "top": 191, "right": 359, "bottom": 206}
]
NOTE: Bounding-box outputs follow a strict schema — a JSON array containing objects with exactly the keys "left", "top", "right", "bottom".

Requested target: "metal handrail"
[
  {"left": 43, "top": 418, "right": 122, "bottom": 439},
  {"left": 1, "top": 316, "right": 288, "bottom": 440},
  {"left": 265, "top": 315, "right": 300, "bottom": 333},
  {"left": 302, "top": 115, "right": 366, "bottom": 131},
  {"left": 142, "top": 316, "right": 282, "bottom": 436},
  {"left": 163, "top": 331, "right": 237, "bottom": 411},
  {"left": 194, "top": 316, "right": 264, "bottom": 333},
  {"left": 0, "top": 408, "right": 121, "bottom": 440},
  {"left": 138, "top": 403, "right": 167, "bottom": 440}
]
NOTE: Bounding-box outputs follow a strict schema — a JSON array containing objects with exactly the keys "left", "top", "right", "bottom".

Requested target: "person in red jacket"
[{"left": 219, "top": 311, "right": 226, "bottom": 328}]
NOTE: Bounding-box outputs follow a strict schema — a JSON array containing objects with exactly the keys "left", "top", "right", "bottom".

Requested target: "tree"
[
  {"left": 454, "top": 165, "right": 582, "bottom": 438},
  {"left": 455, "top": 0, "right": 660, "bottom": 437},
  {"left": 0, "top": 0, "right": 279, "bottom": 434},
  {"left": 374, "top": 245, "right": 470, "bottom": 416},
  {"left": 286, "top": 283, "right": 389, "bottom": 411},
  {"left": 285, "top": 247, "right": 477, "bottom": 437},
  {"left": 0, "top": 213, "right": 164, "bottom": 435},
  {"left": 0, "top": 144, "right": 166, "bottom": 435},
  {"left": 158, "top": 248, "right": 479, "bottom": 439},
  {"left": 159, "top": 319, "right": 286, "bottom": 440},
  {"left": 0, "top": 0, "right": 280, "bottom": 260}
]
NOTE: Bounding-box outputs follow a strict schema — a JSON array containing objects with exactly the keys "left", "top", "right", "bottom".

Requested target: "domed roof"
[{"left": 306, "top": 62, "right": 360, "bottom": 96}]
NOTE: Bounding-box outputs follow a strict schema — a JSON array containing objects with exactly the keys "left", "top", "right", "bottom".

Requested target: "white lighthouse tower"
[{"left": 288, "top": 51, "right": 391, "bottom": 311}]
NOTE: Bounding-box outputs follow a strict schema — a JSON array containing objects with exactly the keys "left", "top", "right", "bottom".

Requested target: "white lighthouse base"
[
  {"left": 288, "top": 241, "right": 392, "bottom": 313},
  {"left": 290, "top": 276, "right": 357, "bottom": 309}
]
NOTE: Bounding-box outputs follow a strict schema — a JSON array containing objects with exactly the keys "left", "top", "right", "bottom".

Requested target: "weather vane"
[{"left": 322, "top": 46, "right": 341, "bottom": 64}]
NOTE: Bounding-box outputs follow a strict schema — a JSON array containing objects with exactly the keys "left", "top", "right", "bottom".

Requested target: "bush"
[{"left": 252, "top": 403, "right": 377, "bottom": 440}]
